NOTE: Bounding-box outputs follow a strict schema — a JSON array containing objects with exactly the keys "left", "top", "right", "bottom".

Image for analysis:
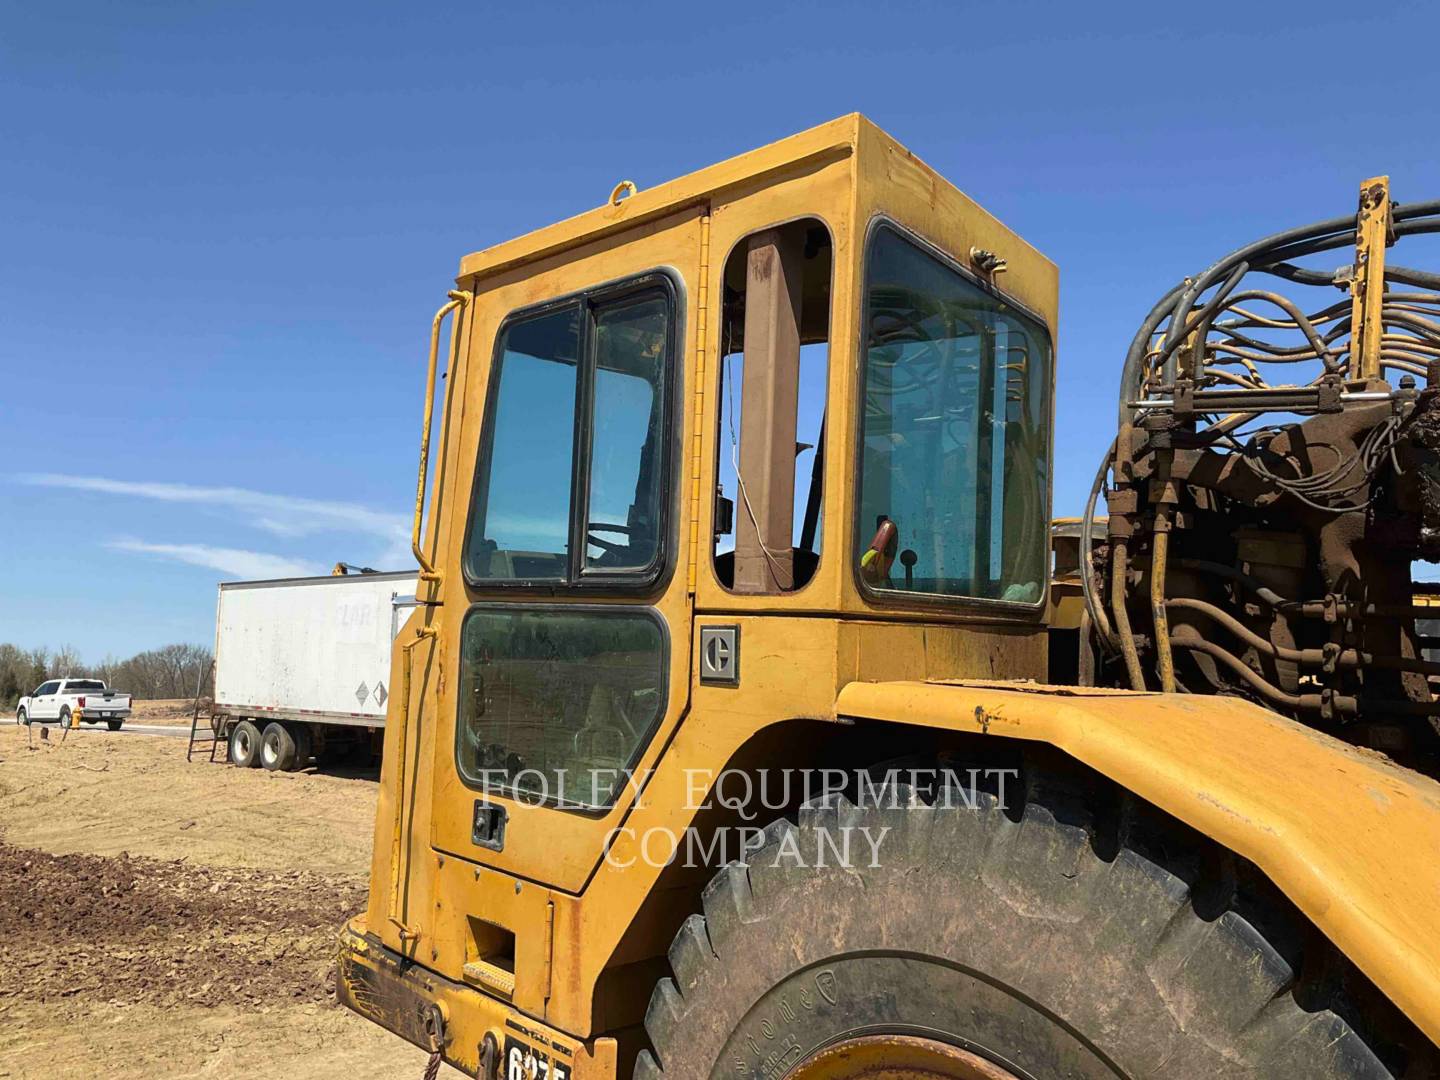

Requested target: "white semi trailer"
[{"left": 211, "top": 570, "right": 418, "bottom": 770}]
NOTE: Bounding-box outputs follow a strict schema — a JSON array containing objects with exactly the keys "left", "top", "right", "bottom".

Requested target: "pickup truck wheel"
[
  {"left": 106, "top": 719, "right": 123, "bottom": 731},
  {"left": 16, "top": 709, "right": 26, "bottom": 726},
  {"left": 639, "top": 762, "right": 1406, "bottom": 1080},
  {"left": 229, "top": 721, "right": 263, "bottom": 768},
  {"left": 261, "top": 723, "right": 298, "bottom": 772},
  {"left": 57, "top": 707, "right": 71, "bottom": 728}
]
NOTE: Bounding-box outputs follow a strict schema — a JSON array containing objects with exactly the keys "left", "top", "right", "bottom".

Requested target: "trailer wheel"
[
  {"left": 286, "top": 724, "right": 313, "bottom": 772},
  {"left": 260, "top": 722, "right": 298, "bottom": 772},
  {"left": 639, "top": 762, "right": 1405, "bottom": 1080},
  {"left": 229, "top": 720, "right": 263, "bottom": 768}
]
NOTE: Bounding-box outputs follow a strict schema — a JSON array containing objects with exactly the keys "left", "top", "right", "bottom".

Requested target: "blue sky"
[{"left": 3, "top": 1, "right": 1438, "bottom": 660}]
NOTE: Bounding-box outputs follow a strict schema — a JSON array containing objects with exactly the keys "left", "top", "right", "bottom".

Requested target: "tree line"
[{"left": 0, "top": 642, "right": 213, "bottom": 707}]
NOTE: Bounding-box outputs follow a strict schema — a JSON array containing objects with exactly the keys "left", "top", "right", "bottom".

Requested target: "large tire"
[
  {"left": 106, "top": 719, "right": 123, "bottom": 732},
  {"left": 287, "top": 723, "right": 312, "bottom": 772},
  {"left": 57, "top": 707, "right": 71, "bottom": 728},
  {"left": 16, "top": 709, "right": 26, "bottom": 726},
  {"left": 229, "top": 720, "right": 263, "bottom": 768},
  {"left": 640, "top": 764, "right": 1407, "bottom": 1080},
  {"left": 260, "top": 722, "right": 297, "bottom": 772}
]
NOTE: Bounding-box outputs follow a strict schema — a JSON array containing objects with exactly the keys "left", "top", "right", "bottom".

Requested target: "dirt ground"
[
  {"left": 128, "top": 698, "right": 204, "bottom": 725},
  {"left": 0, "top": 722, "right": 443, "bottom": 1079}
]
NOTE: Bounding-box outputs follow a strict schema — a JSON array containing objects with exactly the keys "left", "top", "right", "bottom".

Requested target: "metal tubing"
[
  {"left": 1111, "top": 538, "right": 1146, "bottom": 690},
  {"left": 1127, "top": 390, "right": 1397, "bottom": 410},
  {"left": 1167, "top": 597, "right": 1440, "bottom": 679},
  {"left": 1080, "top": 437, "right": 1118, "bottom": 652},
  {"left": 389, "top": 624, "right": 439, "bottom": 943},
  {"left": 413, "top": 291, "right": 470, "bottom": 583},
  {"left": 1170, "top": 628, "right": 1355, "bottom": 715},
  {"left": 1150, "top": 522, "right": 1175, "bottom": 692},
  {"left": 1175, "top": 558, "right": 1439, "bottom": 621}
]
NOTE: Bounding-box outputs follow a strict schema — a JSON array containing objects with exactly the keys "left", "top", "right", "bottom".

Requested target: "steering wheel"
[{"left": 586, "top": 522, "right": 632, "bottom": 556}]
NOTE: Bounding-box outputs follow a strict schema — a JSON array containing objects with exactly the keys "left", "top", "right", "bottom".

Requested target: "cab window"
[
  {"left": 464, "top": 276, "right": 675, "bottom": 587},
  {"left": 455, "top": 606, "right": 666, "bottom": 808},
  {"left": 856, "top": 225, "right": 1051, "bottom": 604}
]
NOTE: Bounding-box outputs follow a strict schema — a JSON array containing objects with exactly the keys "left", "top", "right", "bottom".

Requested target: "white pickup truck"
[{"left": 16, "top": 679, "right": 131, "bottom": 730}]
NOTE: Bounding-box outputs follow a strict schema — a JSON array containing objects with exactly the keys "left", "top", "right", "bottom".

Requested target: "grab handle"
[{"left": 413, "top": 290, "right": 472, "bottom": 582}]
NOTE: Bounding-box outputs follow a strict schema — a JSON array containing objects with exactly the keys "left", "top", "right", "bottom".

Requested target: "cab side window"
[
  {"left": 856, "top": 225, "right": 1052, "bottom": 604},
  {"left": 712, "top": 219, "right": 833, "bottom": 593}
]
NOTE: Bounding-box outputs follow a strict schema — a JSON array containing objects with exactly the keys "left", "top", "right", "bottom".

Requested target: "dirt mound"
[
  {"left": 0, "top": 842, "right": 363, "bottom": 1008},
  {"left": 130, "top": 698, "right": 202, "bottom": 724},
  {"left": 0, "top": 725, "right": 433, "bottom": 1078},
  {"left": 0, "top": 724, "right": 379, "bottom": 874}
]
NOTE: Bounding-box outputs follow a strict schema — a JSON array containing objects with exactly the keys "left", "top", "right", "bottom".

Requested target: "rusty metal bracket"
[
  {"left": 479, "top": 1033, "right": 501, "bottom": 1080},
  {"left": 1350, "top": 176, "right": 1393, "bottom": 381},
  {"left": 969, "top": 246, "right": 1008, "bottom": 276}
]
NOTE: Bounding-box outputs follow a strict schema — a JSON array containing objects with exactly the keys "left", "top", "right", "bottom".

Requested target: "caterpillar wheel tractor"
[{"left": 337, "top": 116, "right": 1440, "bottom": 1079}]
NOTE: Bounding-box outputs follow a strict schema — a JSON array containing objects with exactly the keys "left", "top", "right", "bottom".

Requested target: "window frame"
[
  {"left": 852, "top": 216, "right": 1055, "bottom": 618},
  {"left": 461, "top": 270, "right": 682, "bottom": 594},
  {"left": 451, "top": 601, "right": 671, "bottom": 813}
]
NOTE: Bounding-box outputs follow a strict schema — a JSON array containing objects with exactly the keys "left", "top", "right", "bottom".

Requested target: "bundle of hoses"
[{"left": 1081, "top": 195, "right": 1440, "bottom": 664}]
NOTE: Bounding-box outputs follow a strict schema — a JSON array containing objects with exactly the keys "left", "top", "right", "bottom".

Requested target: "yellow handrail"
[
  {"left": 413, "top": 290, "right": 472, "bottom": 582},
  {"left": 388, "top": 623, "right": 438, "bottom": 944}
]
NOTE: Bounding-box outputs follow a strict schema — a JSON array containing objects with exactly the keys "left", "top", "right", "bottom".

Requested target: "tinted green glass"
[
  {"left": 857, "top": 227, "right": 1051, "bottom": 603},
  {"left": 456, "top": 608, "right": 665, "bottom": 808}
]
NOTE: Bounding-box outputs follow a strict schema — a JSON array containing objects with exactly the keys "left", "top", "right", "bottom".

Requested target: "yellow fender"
[{"left": 836, "top": 679, "right": 1440, "bottom": 1046}]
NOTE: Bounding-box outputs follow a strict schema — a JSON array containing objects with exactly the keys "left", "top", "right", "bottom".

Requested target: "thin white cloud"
[
  {"left": 107, "top": 539, "right": 323, "bottom": 581},
  {"left": 18, "top": 473, "right": 407, "bottom": 543}
]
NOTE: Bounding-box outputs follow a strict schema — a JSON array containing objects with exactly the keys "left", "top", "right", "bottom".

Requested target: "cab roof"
[{"left": 458, "top": 114, "right": 866, "bottom": 281}]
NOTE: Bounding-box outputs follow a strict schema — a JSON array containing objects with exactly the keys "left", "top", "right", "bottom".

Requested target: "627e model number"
[{"left": 505, "top": 1035, "right": 570, "bottom": 1080}]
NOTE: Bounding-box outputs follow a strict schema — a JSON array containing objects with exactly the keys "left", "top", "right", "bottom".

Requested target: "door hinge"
[
  {"left": 542, "top": 899, "right": 555, "bottom": 1006},
  {"left": 686, "top": 210, "right": 712, "bottom": 596}
]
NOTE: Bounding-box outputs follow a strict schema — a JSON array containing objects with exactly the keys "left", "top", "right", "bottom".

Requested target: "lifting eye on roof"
[{"left": 609, "top": 179, "right": 638, "bottom": 206}]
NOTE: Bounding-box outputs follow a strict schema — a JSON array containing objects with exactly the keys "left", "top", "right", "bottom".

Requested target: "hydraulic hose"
[
  {"left": 1079, "top": 437, "right": 1118, "bottom": 653},
  {"left": 1117, "top": 203, "right": 1440, "bottom": 426},
  {"left": 1110, "top": 538, "right": 1146, "bottom": 691},
  {"left": 1151, "top": 518, "right": 1175, "bottom": 692}
]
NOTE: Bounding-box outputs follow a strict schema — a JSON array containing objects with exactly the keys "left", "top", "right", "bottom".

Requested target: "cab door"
[
  {"left": 34, "top": 682, "right": 58, "bottom": 720},
  {"left": 426, "top": 207, "right": 705, "bottom": 896}
]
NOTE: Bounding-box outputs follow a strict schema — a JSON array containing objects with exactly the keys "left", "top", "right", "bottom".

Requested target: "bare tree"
[
  {"left": 0, "top": 642, "right": 213, "bottom": 705},
  {"left": 49, "top": 644, "right": 83, "bottom": 679},
  {"left": 0, "top": 644, "right": 25, "bottom": 705}
]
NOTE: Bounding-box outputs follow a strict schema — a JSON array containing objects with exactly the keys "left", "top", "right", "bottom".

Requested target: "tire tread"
[{"left": 642, "top": 754, "right": 1415, "bottom": 1079}]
